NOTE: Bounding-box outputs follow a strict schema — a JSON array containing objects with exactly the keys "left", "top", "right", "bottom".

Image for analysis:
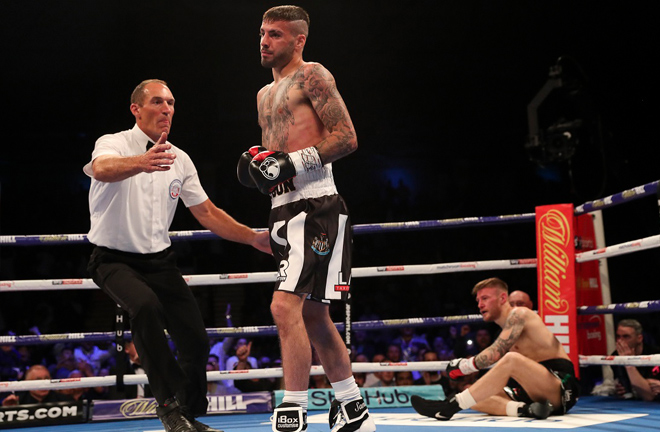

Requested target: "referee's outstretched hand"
[{"left": 143, "top": 132, "right": 175, "bottom": 172}]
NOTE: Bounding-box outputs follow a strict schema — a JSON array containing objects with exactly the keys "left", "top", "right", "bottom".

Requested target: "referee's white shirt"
[{"left": 83, "top": 125, "right": 208, "bottom": 254}]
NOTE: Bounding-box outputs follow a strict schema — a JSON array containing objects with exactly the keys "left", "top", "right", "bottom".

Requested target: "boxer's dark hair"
[
  {"left": 263, "top": 5, "right": 310, "bottom": 37},
  {"left": 472, "top": 277, "right": 509, "bottom": 296}
]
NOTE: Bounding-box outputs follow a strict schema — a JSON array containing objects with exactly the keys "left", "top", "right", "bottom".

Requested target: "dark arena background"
[{"left": 0, "top": 1, "right": 659, "bottom": 431}]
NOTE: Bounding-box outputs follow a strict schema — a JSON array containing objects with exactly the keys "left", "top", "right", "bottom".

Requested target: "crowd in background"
[
  {"left": 3, "top": 311, "right": 660, "bottom": 406},
  {"left": 0, "top": 321, "right": 493, "bottom": 406}
]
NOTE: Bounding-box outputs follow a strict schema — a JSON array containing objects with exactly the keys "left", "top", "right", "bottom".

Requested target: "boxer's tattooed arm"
[
  {"left": 302, "top": 64, "right": 356, "bottom": 163},
  {"left": 474, "top": 310, "right": 525, "bottom": 369}
]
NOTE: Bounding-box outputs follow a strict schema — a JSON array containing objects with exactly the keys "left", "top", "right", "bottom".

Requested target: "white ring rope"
[
  {"left": 4, "top": 355, "right": 660, "bottom": 393},
  {"left": 3, "top": 232, "right": 659, "bottom": 292},
  {"left": 1, "top": 362, "right": 449, "bottom": 392},
  {"left": 0, "top": 259, "right": 538, "bottom": 292},
  {"left": 0, "top": 235, "right": 660, "bottom": 292},
  {"left": 575, "top": 234, "right": 660, "bottom": 263},
  {"left": 579, "top": 354, "right": 660, "bottom": 366}
]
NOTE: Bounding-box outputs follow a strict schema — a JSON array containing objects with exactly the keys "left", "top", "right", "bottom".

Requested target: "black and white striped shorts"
[{"left": 268, "top": 194, "right": 352, "bottom": 302}]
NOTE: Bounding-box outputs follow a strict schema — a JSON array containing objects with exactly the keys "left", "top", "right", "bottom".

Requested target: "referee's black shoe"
[
  {"left": 179, "top": 403, "right": 224, "bottom": 432},
  {"left": 156, "top": 399, "right": 196, "bottom": 432},
  {"left": 188, "top": 418, "right": 223, "bottom": 432}
]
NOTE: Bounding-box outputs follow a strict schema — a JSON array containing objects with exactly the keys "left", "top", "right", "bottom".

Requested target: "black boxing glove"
[
  {"left": 237, "top": 146, "right": 267, "bottom": 188},
  {"left": 248, "top": 147, "right": 323, "bottom": 195}
]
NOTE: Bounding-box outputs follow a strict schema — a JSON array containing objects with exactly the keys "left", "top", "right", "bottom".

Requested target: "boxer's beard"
[{"left": 261, "top": 42, "right": 295, "bottom": 69}]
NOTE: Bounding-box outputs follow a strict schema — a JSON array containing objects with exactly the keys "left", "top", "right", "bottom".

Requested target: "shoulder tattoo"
[{"left": 303, "top": 64, "right": 346, "bottom": 131}]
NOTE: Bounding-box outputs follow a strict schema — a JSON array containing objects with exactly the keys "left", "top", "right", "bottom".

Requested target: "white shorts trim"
[{"left": 271, "top": 164, "right": 337, "bottom": 208}]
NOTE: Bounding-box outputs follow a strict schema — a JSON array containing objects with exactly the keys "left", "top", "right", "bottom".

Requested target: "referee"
[{"left": 83, "top": 79, "right": 271, "bottom": 432}]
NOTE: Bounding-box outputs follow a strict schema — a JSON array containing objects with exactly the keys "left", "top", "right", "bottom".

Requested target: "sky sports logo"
[{"left": 0, "top": 405, "right": 78, "bottom": 422}]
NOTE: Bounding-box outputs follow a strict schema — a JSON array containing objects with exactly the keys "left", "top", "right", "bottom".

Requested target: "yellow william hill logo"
[
  {"left": 538, "top": 209, "right": 571, "bottom": 314},
  {"left": 120, "top": 399, "right": 158, "bottom": 417}
]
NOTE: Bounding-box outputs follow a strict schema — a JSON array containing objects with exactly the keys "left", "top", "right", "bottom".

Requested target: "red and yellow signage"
[
  {"left": 536, "top": 204, "right": 579, "bottom": 376},
  {"left": 575, "top": 214, "right": 607, "bottom": 356}
]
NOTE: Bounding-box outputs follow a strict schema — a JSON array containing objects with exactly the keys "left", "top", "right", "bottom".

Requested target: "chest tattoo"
[{"left": 259, "top": 72, "right": 303, "bottom": 152}]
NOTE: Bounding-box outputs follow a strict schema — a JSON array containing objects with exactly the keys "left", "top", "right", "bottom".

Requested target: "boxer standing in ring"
[{"left": 236, "top": 5, "right": 375, "bottom": 432}]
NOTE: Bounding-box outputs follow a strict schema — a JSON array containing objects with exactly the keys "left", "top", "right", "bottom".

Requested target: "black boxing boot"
[{"left": 411, "top": 395, "right": 461, "bottom": 421}]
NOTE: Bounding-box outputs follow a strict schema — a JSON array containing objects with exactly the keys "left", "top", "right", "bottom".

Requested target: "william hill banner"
[
  {"left": 535, "top": 204, "right": 579, "bottom": 377},
  {"left": 92, "top": 393, "right": 271, "bottom": 422}
]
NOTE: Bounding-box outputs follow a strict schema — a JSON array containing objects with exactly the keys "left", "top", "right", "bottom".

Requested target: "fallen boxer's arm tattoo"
[{"left": 474, "top": 310, "right": 525, "bottom": 369}]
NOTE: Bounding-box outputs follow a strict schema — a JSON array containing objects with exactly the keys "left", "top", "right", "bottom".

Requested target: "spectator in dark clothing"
[
  {"left": 49, "top": 344, "right": 78, "bottom": 380},
  {"left": 1, "top": 365, "right": 73, "bottom": 406},
  {"left": 232, "top": 340, "right": 274, "bottom": 393},
  {"left": 452, "top": 324, "right": 475, "bottom": 358},
  {"left": 392, "top": 327, "right": 430, "bottom": 362},
  {"left": 0, "top": 343, "right": 26, "bottom": 382},
  {"left": 395, "top": 371, "right": 414, "bottom": 386},
  {"left": 611, "top": 319, "right": 660, "bottom": 401},
  {"left": 414, "top": 351, "right": 447, "bottom": 387}
]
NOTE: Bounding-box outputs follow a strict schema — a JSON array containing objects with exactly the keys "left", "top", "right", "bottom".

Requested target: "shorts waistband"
[{"left": 270, "top": 164, "right": 337, "bottom": 208}]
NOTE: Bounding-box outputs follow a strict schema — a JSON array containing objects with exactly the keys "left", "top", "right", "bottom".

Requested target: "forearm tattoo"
[{"left": 474, "top": 311, "right": 525, "bottom": 369}]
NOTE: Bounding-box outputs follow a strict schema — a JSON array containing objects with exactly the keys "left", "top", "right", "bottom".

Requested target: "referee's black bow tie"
[{"left": 146, "top": 141, "right": 155, "bottom": 151}]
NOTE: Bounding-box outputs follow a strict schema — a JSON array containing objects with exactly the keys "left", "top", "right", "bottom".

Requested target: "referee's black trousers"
[{"left": 88, "top": 246, "right": 210, "bottom": 416}]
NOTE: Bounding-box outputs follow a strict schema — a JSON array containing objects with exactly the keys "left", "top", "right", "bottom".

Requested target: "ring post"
[
  {"left": 575, "top": 213, "right": 609, "bottom": 354},
  {"left": 536, "top": 204, "right": 580, "bottom": 377}
]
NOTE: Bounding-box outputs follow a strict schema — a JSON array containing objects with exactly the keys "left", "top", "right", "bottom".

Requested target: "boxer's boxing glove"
[
  {"left": 248, "top": 147, "right": 322, "bottom": 195},
  {"left": 237, "top": 146, "right": 267, "bottom": 188},
  {"left": 446, "top": 357, "right": 479, "bottom": 380}
]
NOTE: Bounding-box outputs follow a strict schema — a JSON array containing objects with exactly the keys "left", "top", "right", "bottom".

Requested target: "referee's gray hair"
[{"left": 131, "top": 79, "right": 168, "bottom": 105}]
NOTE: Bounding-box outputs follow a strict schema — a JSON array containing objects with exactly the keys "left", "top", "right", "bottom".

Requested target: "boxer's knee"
[
  {"left": 497, "top": 352, "right": 525, "bottom": 371},
  {"left": 270, "top": 293, "right": 301, "bottom": 325},
  {"left": 270, "top": 298, "right": 286, "bottom": 323}
]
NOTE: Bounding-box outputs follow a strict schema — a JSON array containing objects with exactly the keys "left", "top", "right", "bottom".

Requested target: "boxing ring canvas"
[{"left": 2, "top": 397, "right": 657, "bottom": 431}]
